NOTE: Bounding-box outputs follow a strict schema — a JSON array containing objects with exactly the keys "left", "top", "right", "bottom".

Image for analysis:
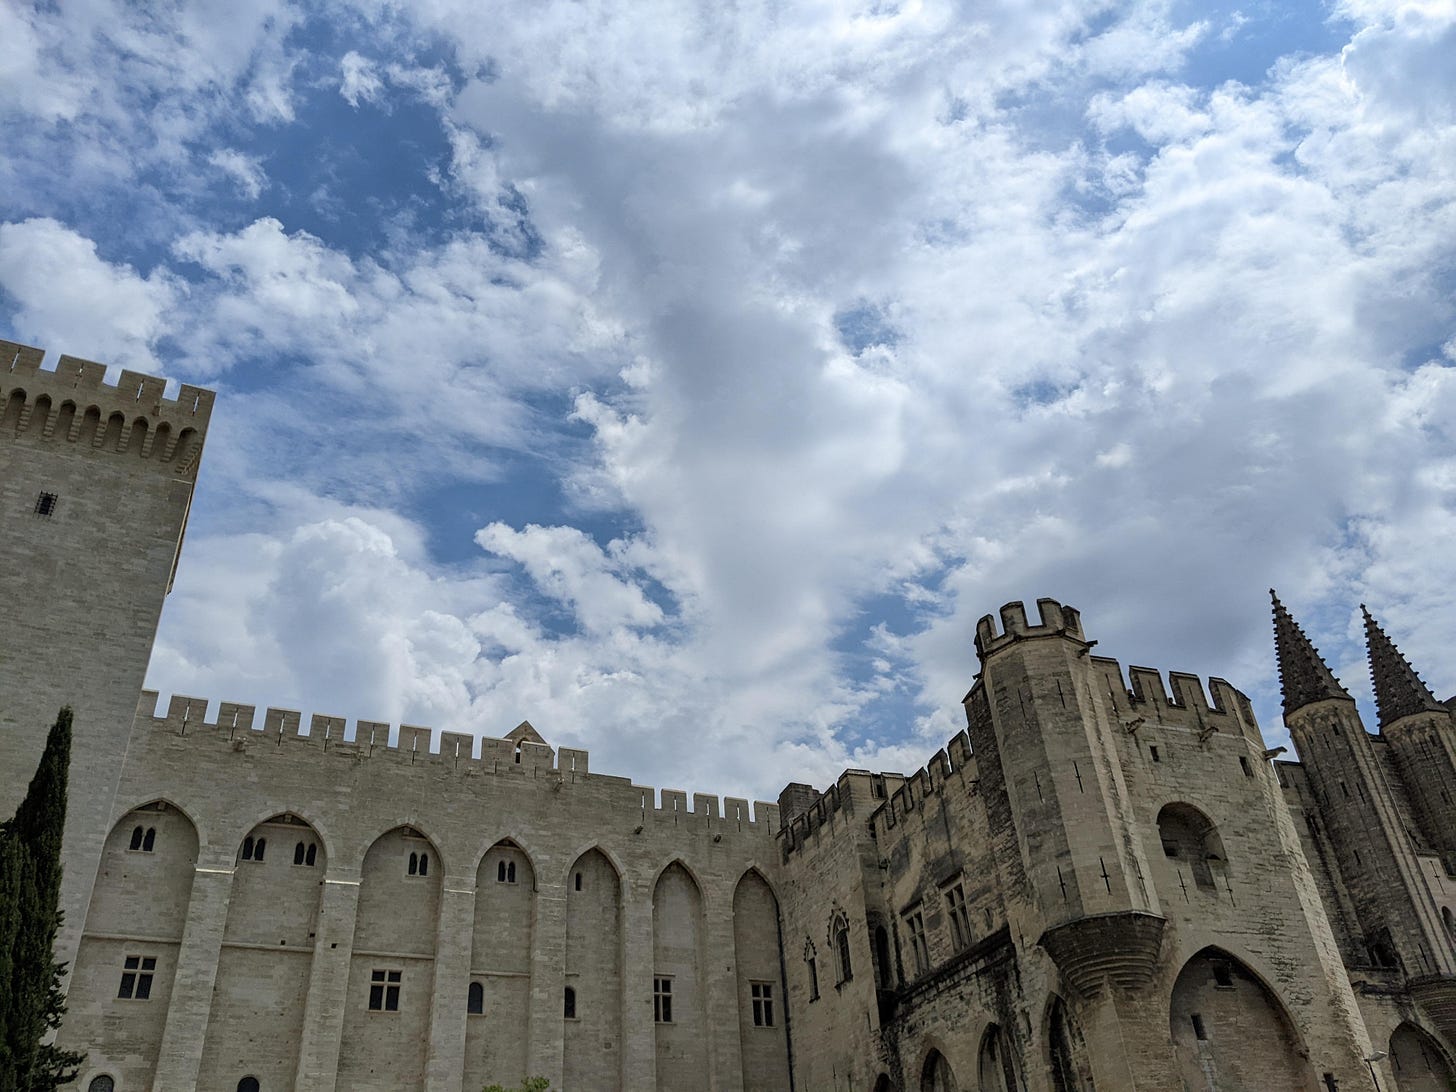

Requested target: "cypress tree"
[{"left": 0, "top": 708, "right": 84, "bottom": 1091}]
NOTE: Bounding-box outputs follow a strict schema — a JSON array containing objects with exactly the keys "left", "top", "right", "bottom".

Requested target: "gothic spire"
[
  {"left": 1361, "top": 606, "right": 1444, "bottom": 728},
  {"left": 1271, "top": 590, "right": 1350, "bottom": 715}
]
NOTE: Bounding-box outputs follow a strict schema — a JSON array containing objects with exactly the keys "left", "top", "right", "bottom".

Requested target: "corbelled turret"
[
  {"left": 1271, "top": 590, "right": 1350, "bottom": 715},
  {"left": 1361, "top": 606, "right": 1445, "bottom": 728}
]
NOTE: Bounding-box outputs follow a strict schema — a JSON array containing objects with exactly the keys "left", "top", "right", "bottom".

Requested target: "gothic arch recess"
[
  {"left": 1389, "top": 1022, "right": 1456, "bottom": 1091},
  {"left": 1047, "top": 995, "right": 1095, "bottom": 1092},
  {"left": 1168, "top": 948, "right": 1317, "bottom": 1092},
  {"left": 465, "top": 839, "right": 536, "bottom": 1090},
  {"left": 337, "top": 826, "right": 442, "bottom": 1092},
  {"left": 197, "top": 814, "right": 327, "bottom": 1091},
  {"left": 733, "top": 869, "right": 791, "bottom": 1091},
  {"left": 922, "top": 1048, "right": 960, "bottom": 1092},
  {"left": 59, "top": 803, "right": 199, "bottom": 1085},
  {"left": 564, "top": 847, "right": 623, "bottom": 1092},
  {"left": 977, "top": 1025, "right": 1018, "bottom": 1092},
  {"left": 654, "top": 861, "right": 707, "bottom": 1089}
]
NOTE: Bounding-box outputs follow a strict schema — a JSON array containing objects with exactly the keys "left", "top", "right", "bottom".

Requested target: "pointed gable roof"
[
  {"left": 505, "top": 720, "right": 549, "bottom": 748},
  {"left": 1362, "top": 606, "right": 1444, "bottom": 728},
  {"left": 1271, "top": 590, "right": 1350, "bottom": 715}
]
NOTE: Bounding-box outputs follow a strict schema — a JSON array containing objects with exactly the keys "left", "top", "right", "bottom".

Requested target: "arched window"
[
  {"left": 804, "top": 939, "right": 820, "bottom": 1000},
  {"left": 129, "top": 826, "right": 143, "bottom": 851},
  {"left": 409, "top": 851, "right": 419, "bottom": 875},
  {"left": 575, "top": 871, "right": 583, "bottom": 891},
  {"left": 498, "top": 860, "right": 507, "bottom": 882},
  {"left": 87, "top": 1077, "right": 115, "bottom": 1092},
  {"left": 237, "top": 1077, "right": 260, "bottom": 1092},
  {"left": 254, "top": 837, "right": 266, "bottom": 861},
  {"left": 419, "top": 852, "right": 429, "bottom": 877},
  {"left": 306, "top": 843, "right": 317, "bottom": 866},
  {"left": 1156, "top": 803, "right": 1226, "bottom": 892},
  {"left": 242, "top": 836, "right": 255, "bottom": 861},
  {"left": 294, "top": 841, "right": 305, "bottom": 865},
  {"left": 833, "top": 915, "right": 852, "bottom": 984},
  {"left": 564, "top": 985, "right": 577, "bottom": 1019},
  {"left": 514, "top": 742, "right": 523, "bottom": 764},
  {"left": 507, "top": 860, "right": 516, "bottom": 883},
  {"left": 142, "top": 827, "right": 156, "bottom": 852},
  {"left": 467, "top": 981, "right": 484, "bottom": 1015}
]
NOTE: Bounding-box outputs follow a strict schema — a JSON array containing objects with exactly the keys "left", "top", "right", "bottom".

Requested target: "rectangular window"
[
  {"left": 1239, "top": 756, "right": 1252, "bottom": 777},
  {"left": 1191, "top": 1013, "right": 1207, "bottom": 1040},
  {"left": 369, "top": 969, "right": 402, "bottom": 1012},
  {"left": 1150, "top": 745, "right": 1161, "bottom": 762},
  {"left": 807, "top": 956, "right": 819, "bottom": 1001},
  {"left": 653, "top": 977, "right": 673, "bottom": 1023},
  {"left": 905, "top": 911, "right": 930, "bottom": 976},
  {"left": 750, "top": 981, "right": 775, "bottom": 1027},
  {"left": 117, "top": 955, "right": 156, "bottom": 1000},
  {"left": 945, "top": 883, "right": 972, "bottom": 951},
  {"left": 34, "top": 492, "right": 58, "bottom": 518}
]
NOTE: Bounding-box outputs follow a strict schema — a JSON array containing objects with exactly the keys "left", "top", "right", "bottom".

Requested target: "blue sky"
[{"left": 3, "top": 0, "right": 1455, "bottom": 800}]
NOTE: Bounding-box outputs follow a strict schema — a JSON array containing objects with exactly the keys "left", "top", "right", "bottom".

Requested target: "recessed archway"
[
  {"left": 1389, "top": 1022, "right": 1456, "bottom": 1091},
  {"left": 1169, "top": 948, "right": 1316, "bottom": 1091},
  {"left": 922, "top": 1048, "right": 959, "bottom": 1092}
]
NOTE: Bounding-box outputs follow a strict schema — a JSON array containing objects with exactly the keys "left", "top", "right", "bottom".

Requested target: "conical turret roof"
[
  {"left": 1361, "top": 606, "right": 1444, "bottom": 728},
  {"left": 1271, "top": 590, "right": 1350, "bottom": 715}
]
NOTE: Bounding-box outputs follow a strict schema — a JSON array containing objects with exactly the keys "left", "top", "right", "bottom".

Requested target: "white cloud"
[
  {"left": 0, "top": 218, "right": 176, "bottom": 369},
  {"left": 476, "top": 523, "right": 665, "bottom": 635},
  {"left": 340, "top": 51, "right": 385, "bottom": 108},
  {"left": 11, "top": 0, "right": 1456, "bottom": 799},
  {"left": 207, "top": 149, "right": 268, "bottom": 199}
]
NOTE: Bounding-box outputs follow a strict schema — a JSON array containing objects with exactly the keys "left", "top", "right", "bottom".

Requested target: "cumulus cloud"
[{"left": 0, "top": 218, "right": 176, "bottom": 369}]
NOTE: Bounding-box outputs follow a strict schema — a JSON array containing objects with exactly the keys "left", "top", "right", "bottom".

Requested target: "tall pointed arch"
[
  {"left": 59, "top": 802, "right": 199, "bottom": 1084},
  {"left": 465, "top": 838, "right": 537, "bottom": 1090},
  {"left": 564, "top": 847, "right": 623, "bottom": 1092},
  {"left": 654, "top": 860, "right": 707, "bottom": 1087},
  {"left": 733, "top": 869, "right": 791, "bottom": 1090},
  {"left": 337, "top": 826, "right": 442, "bottom": 1091},
  {"left": 198, "top": 814, "right": 327, "bottom": 1091}
]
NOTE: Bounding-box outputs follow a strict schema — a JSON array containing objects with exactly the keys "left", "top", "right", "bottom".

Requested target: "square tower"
[{"left": 0, "top": 339, "right": 212, "bottom": 974}]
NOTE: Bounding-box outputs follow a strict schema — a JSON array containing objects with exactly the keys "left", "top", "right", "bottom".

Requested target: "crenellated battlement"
[
  {"left": 135, "top": 691, "right": 779, "bottom": 831},
  {"left": 778, "top": 729, "right": 982, "bottom": 860},
  {"left": 974, "top": 597, "right": 1086, "bottom": 658},
  {"left": 2, "top": 340, "right": 213, "bottom": 475},
  {"left": 1087, "top": 656, "right": 1259, "bottom": 738}
]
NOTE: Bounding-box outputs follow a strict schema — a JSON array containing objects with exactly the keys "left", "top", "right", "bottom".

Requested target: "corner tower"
[{"left": 0, "top": 339, "right": 213, "bottom": 974}]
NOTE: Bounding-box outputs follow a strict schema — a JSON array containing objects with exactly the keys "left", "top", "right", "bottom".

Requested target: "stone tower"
[
  {"left": 967, "top": 599, "right": 1170, "bottom": 1085},
  {"left": 0, "top": 339, "right": 212, "bottom": 974},
  {"left": 1272, "top": 591, "right": 1456, "bottom": 1042},
  {"left": 1362, "top": 606, "right": 1456, "bottom": 871}
]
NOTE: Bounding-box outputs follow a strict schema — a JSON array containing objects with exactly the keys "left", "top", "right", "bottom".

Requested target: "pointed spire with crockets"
[
  {"left": 1271, "top": 590, "right": 1350, "bottom": 715},
  {"left": 1362, "top": 606, "right": 1444, "bottom": 728}
]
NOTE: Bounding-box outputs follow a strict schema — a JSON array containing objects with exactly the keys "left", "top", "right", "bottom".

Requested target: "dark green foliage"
[{"left": 0, "top": 708, "right": 85, "bottom": 1091}]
